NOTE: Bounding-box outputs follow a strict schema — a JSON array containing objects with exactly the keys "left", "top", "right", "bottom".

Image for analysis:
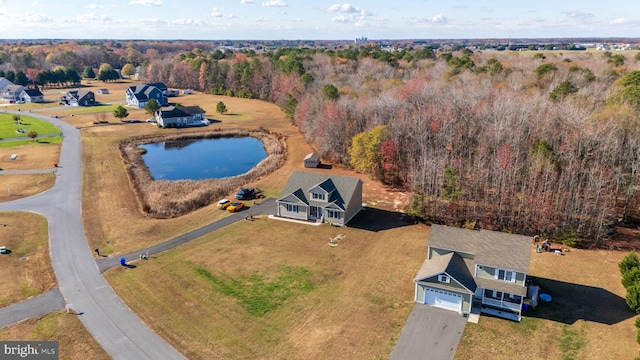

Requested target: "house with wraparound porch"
[{"left": 414, "top": 224, "right": 533, "bottom": 321}]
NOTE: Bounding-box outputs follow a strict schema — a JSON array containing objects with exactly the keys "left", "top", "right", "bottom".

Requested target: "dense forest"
[{"left": 2, "top": 40, "right": 640, "bottom": 246}]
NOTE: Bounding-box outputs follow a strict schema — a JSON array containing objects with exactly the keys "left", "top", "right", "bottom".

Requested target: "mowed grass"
[
  {"left": 0, "top": 212, "right": 56, "bottom": 307},
  {"left": 0, "top": 311, "right": 110, "bottom": 360},
  {"left": 0, "top": 113, "right": 61, "bottom": 138},
  {"left": 455, "top": 248, "right": 638, "bottom": 360},
  {"left": 105, "top": 217, "right": 428, "bottom": 360}
]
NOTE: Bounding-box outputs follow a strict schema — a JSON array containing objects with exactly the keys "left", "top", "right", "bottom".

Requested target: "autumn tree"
[
  {"left": 27, "top": 131, "right": 37, "bottom": 142},
  {"left": 121, "top": 63, "right": 136, "bottom": 78},
  {"left": 113, "top": 106, "right": 129, "bottom": 122},
  {"left": 349, "top": 125, "right": 388, "bottom": 179}
]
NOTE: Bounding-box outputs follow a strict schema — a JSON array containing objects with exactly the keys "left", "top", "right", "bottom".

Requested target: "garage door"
[{"left": 424, "top": 288, "right": 462, "bottom": 312}]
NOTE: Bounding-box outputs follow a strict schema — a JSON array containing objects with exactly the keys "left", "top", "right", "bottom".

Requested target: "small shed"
[
  {"left": 97, "top": 89, "right": 109, "bottom": 94},
  {"left": 304, "top": 153, "right": 320, "bottom": 168}
]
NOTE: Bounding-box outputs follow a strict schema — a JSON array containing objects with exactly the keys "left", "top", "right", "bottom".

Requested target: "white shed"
[{"left": 304, "top": 153, "right": 320, "bottom": 168}]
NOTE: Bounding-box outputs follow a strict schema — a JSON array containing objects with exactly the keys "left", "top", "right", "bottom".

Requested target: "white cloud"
[
  {"left": 87, "top": 4, "right": 105, "bottom": 9},
  {"left": 262, "top": 0, "right": 286, "bottom": 7},
  {"left": 18, "top": 12, "right": 54, "bottom": 22},
  {"left": 332, "top": 15, "right": 350, "bottom": 23},
  {"left": 564, "top": 11, "right": 594, "bottom": 23},
  {"left": 172, "top": 18, "right": 205, "bottom": 26},
  {"left": 31, "top": 2, "right": 40, "bottom": 7},
  {"left": 129, "top": 0, "right": 163, "bottom": 6},
  {"left": 241, "top": 0, "right": 254, "bottom": 3},
  {"left": 62, "top": 12, "right": 113, "bottom": 23},
  {"left": 413, "top": 14, "right": 448, "bottom": 24},
  {"left": 211, "top": 7, "right": 224, "bottom": 17},
  {"left": 328, "top": 4, "right": 360, "bottom": 13}
]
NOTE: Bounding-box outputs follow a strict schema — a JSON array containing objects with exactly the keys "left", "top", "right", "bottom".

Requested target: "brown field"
[
  {"left": 456, "top": 248, "right": 638, "bottom": 360},
  {"left": 104, "top": 215, "right": 429, "bottom": 360},
  {"left": 0, "top": 311, "right": 110, "bottom": 360},
  {"left": 0, "top": 212, "right": 56, "bottom": 307},
  {"left": 2, "top": 80, "right": 638, "bottom": 359}
]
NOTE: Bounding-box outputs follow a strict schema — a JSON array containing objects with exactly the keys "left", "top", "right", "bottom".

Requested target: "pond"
[{"left": 140, "top": 137, "right": 267, "bottom": 181}]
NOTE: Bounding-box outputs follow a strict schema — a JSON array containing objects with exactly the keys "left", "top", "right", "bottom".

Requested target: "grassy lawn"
[
  {"left": 0, "top": 212, "right": 56, "bottom": 307},
  {"left": 65, "top": 104, "right": 120, "bottom": 115},
  {"left": 455, "top": 248, "right": 638, "bottom": 360},
  {"left": 0, "top": 311, "right": 110, "bottom": 360},
  {"left": 0, "top": 113, "right": 61, "bottom": 138},
  {"left": 105, "top": 216, "right": 428, "bottom": 359}
]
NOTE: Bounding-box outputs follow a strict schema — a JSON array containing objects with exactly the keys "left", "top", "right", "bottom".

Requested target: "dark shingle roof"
[
  {"left": 278, "top": 171, "right": 361, "bottom": 212},
  {"left": 158, "top": 106, "right": 191, "bottom": 119},
  {"left": 180, "top": 105, "right": 205, "bottom": 116},
  {"left": 23, "top": 88, "right": 43, "bottom": 96}
]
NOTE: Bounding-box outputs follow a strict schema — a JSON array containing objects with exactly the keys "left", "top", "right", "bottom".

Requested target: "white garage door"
[{"left": 424, "top": 288, "right": 462, "bottom": 312}]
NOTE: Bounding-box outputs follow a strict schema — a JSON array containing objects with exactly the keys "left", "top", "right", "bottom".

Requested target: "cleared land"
[
  {"left": 0, "top": 311, "right": 110, "bottom": 360},
  {"left": 105, "top": 214, "right": 428, "bottom": 359},
  {"left": 0, "top": 212, "right": 56, "bottom": 307},
  {"left": 455, "top": 248, "right": 637, "bottom": 360}
]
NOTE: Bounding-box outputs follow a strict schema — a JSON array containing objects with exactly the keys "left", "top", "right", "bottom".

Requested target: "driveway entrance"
[{"left": 390, "top": 304, "right": 468, "bottom": 360}]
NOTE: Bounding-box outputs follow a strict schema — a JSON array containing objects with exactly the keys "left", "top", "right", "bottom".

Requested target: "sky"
[{"left": 0, "top": 0, "right": 638, "bottom": 40}]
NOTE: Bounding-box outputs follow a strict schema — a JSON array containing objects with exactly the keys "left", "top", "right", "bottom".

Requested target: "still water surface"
[{"left": 140, "top": 137, "right": 267, "bottom": 180}]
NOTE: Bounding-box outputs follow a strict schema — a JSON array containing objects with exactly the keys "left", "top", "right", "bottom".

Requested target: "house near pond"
[
  {"left": 125, "top": 84, "right": 167, "bottom": 108},
  {"left": 20, "top": 88, "right": 44, "bottom": 103},
  {"left": 276, "top": 171, "right": 363, "bottom": 226},
  {"left": 414, "top": 224, "right": 533, "bottom": 321},
  {"left": 155, "top": 105, "right": 207, "bottom": 127},
  {"left": 61, "top": 90, "right": 95, "bottom": 106}
]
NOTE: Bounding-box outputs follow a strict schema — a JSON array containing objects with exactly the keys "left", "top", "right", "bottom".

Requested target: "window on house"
[
  {"left": 438, "top": 274, "right": 450, "bottom": 283},
  {"left": 496, "top": 269, "right": 516, "bottom": 282},
  {"left": 327, "top": 210, "right": 342, "bottom": 219},
  {"left": 312, "top": 193, "right": 325, "bottom": 200},
  {"left": 286, "top": 204, "right": 299, "bottom": 212}
]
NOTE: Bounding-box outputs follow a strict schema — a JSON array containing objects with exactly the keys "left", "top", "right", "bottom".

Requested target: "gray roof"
[
  {"left": 3, "top": 85, "right": 25, "bottom": 94},
  {"left": 427, "top": 224, "right": 479, "bottom": 256},
  {"left": 22, "top": 88, "right": 43, "bottom": 96},
  {"left": 278, "top": 171, "right": 361, "bottom": 212},
  {"left": 414, "top": 252, "right": 476, "bottom": 294},
  {"left": 158, "top": 106, "right": 191, "bottom": 119},
  {"left": 305, "top": 152, "right": 319, "bottom": 161},
  {"left": 427, "top": 224, "right": 532, "bottom": 273},
  {"left": 180, "top": 105, "right": 205, "bottom": 116},
  {"left": 128, "top": 84, "right": 161, "bottom": 101},
  {"left": 475, "top": 277, "right": 527, "bottom": 296}
]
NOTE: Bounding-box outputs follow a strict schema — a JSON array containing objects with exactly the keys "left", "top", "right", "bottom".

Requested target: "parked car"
[
  {"left": 235, "top": 188, "right": 255, "bottom": 200},
  {"left": 217, "top": 199, "right": 231, "bottom": 210},
  {"left": 227, "top": 201, "right": 244, "bottom": 212}
]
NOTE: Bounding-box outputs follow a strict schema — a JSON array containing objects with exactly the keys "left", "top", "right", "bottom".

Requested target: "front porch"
[{"left": 473, "top": 288, "right": 523, "bottom": 322}]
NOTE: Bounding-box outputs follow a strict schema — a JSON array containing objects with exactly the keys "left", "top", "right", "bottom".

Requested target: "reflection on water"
[{"left": 140, "top": 137, "right": 267, "bottom": 180}]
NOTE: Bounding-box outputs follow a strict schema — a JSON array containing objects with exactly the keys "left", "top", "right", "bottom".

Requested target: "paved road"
[
  {"left": 0, "top": 289, "right": 65, "bottom": 328},
  {"left": 390, "top": 304, "right": 468, "bottom": 360},
  {"left": 0, "top": 111, "right": 185, "bottom": 359},
  {"left": 96, "top": 198, "right": 275, "bottom": 273}
]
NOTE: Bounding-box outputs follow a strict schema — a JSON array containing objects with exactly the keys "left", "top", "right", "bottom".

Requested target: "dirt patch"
[{"left": 0, "top": 143, "right": 61, "bottom": 170}]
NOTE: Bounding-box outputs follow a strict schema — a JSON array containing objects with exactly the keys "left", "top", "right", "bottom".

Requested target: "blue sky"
[{"left": 0, "top": 0, "right": 638, "bottom": 40}]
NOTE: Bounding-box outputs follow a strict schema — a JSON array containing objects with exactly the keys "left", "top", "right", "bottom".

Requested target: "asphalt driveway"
[{"left": 390, "top": 304, "right": 468, "bottom": 360}]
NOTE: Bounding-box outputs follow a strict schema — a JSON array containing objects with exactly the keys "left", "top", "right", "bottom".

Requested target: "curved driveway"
[{"left": 0, "top": 112, "right": 185, "bottom": 359}]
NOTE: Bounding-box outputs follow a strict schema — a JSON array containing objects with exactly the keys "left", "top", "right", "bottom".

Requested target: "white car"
[{"left": 146, "top": 118, "right": 155, "bottom": 123}]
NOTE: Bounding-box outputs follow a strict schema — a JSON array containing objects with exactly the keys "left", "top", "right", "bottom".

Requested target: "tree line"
[{"left": 2, "top": 40, "right": 639, "bottom": 245}]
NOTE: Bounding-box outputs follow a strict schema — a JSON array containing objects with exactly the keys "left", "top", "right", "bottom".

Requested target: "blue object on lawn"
[
  {"left": 120, "top": 257, "right": 126, "bottom": 266},
  {"left": 539, "top": 293, "right": 552, "bottom": 302}
]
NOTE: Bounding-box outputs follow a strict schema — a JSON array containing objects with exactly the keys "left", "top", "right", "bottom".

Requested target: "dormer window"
[
  {"left": 438, "top": 274, "right": 450, "bottom": 283},
  {"left": 495, "top": 269, "right": 516, "bottom": 283},
  {"left": 312, "top": 193, "right": 325, "bottom": 201}
]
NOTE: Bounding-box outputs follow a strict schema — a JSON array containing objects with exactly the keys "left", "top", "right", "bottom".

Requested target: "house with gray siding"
[
  {"left": 20, "top": 88, "right": 44, "bottom": 103},
  {"left": 276, "top": 171, "right": 363, "bottom": 226},
  {"left": 1, "top": 85, "right": 25, "bottom": 102},
  {"left": 61, "top": 90, "right": 95, "bottom": 106},
  {"left": 414, "top": 224, "right": 532, "bottom": 321}
]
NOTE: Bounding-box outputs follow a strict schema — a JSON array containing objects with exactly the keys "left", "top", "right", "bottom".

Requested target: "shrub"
[
  {"left": 550, "top": 81, "right": 579, "bottom": 101},
  {"left": 624, "top": 267, "right": 640, "bottom": 288},
  {"left": 620, "top": 251, "right": 640, "bottom": 279},
  {"left": 629, "top": 285, "right": 640, "bottom": 314}
]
